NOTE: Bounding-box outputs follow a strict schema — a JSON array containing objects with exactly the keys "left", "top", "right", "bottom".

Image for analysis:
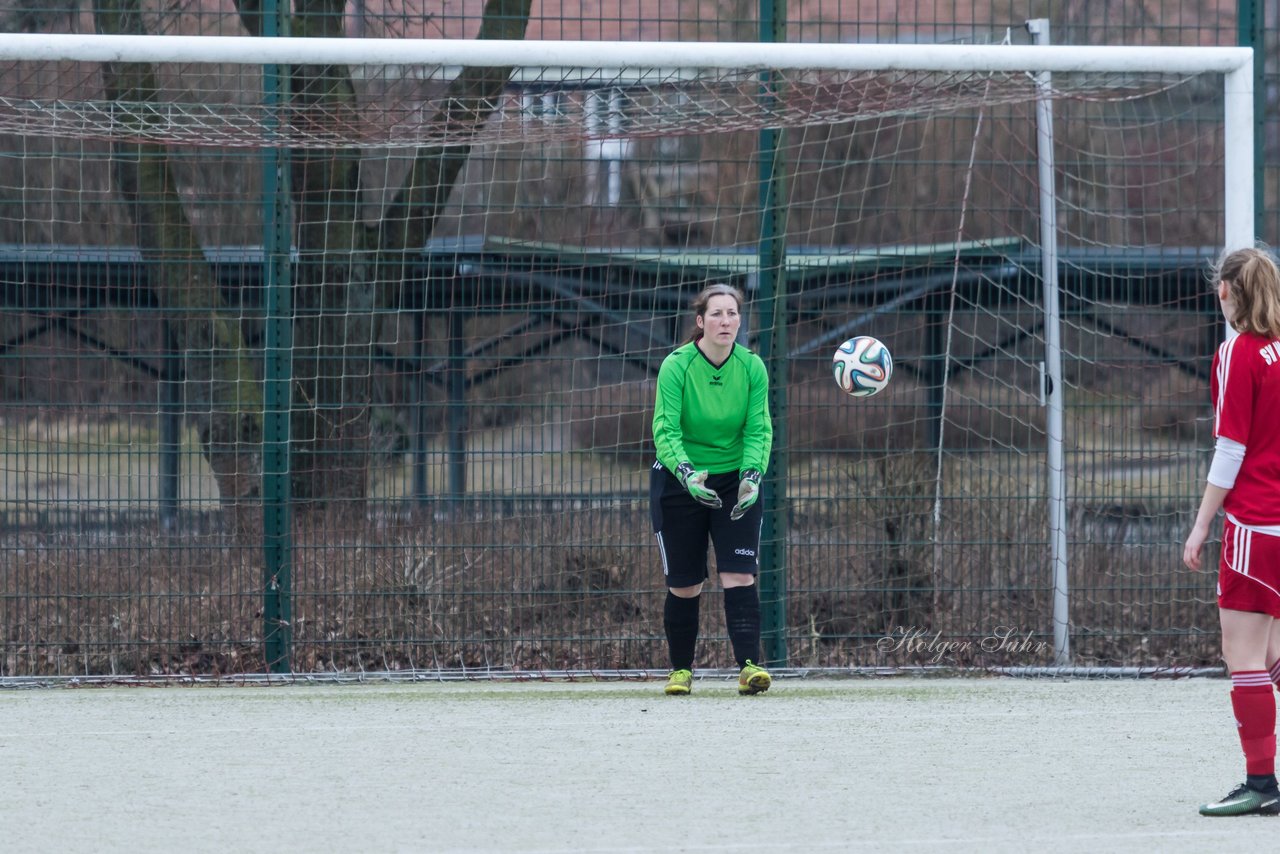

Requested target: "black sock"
[
  {"left": 1247, "top": 773, "right": 1278, "bottom": 793},
  {"left": 723, "top": 584, "right": 762, "bottom": 668},
  {"left": 664, "top": 592, "right": 700, "bottom": 671}
]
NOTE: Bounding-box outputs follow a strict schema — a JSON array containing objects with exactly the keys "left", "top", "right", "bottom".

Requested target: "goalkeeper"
[{"left": 650, "top": 283, "right": 774, "bottom": 697}]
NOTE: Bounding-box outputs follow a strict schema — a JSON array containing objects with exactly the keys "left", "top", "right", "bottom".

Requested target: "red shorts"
[{"left": 1218, "top": 517, "right": 1280, "bottom": 618}]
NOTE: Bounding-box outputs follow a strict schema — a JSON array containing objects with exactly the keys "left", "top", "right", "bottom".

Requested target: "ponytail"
[{"left": 1214, "top": 246, "right": 1280, "bottom": 339}]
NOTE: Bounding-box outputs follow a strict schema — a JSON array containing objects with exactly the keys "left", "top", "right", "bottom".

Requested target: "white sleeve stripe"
[{"left": 1215, "top": 335, "right": 1238, "bottom": 436}]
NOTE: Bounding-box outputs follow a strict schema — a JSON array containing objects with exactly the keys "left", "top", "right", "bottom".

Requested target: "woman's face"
[{"left": 697, "top": 294, "right": 741, "bottom": 346}]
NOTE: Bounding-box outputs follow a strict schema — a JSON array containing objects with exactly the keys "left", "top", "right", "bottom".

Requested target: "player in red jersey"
[{"left": 1185, "top": 246, "right": 1280, "bottom": 816}]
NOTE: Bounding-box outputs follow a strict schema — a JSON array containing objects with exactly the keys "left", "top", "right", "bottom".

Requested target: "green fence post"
[
  {"left": 757, "top": 0, "right": 789, "bottom": 667},
  {"left": 1237, "top": 0, "right": 1265, "bottom": 239},
  {"left": 261, "top": 1, "right": 292, "bottom": 673}
]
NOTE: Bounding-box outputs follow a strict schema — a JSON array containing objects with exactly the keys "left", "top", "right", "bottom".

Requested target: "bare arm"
[{"left": 1183, "top": 483, "right": 1230, "bottom": 571}]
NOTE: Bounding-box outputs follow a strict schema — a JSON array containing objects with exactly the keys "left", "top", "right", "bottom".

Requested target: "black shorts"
[{"left": 649, "top": 461, "right": 764, "bottom": 588}]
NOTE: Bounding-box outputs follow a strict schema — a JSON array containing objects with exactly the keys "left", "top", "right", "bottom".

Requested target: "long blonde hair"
[
  {"left": 1214, "top": 246, "right": 1280, "bottom": 339},
  {"left": 685, "top": 283, "right": 746, "bottom": 344}
]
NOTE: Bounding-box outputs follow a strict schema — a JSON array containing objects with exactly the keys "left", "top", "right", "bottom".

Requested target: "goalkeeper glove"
[
  {"left": 675, "top": 462, "right": 722, "bottom": 509},
  {"left": 730, "top": 469, "right": 762, "bottom": 521}
]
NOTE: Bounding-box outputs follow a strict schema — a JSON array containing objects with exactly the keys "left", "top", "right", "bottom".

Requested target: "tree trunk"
[
  {"left": 379, "top": 0, "right": 535, "bottom": 278},
  {"left": 281, "top": 0, "right": 533, "bottom": 504},
  {"left": 94, "top": 0, "right": 264, "bottom": 507},
  {"left": 285, "top": 0, "right": 375, "bottom": 504},
  {"left": 242, "top": 0, "right": 532, "bottom": 505}
]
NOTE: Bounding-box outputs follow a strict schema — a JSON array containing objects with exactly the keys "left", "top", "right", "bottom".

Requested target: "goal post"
[
  {"left": 0, "top": 32, "right": 1256, "bottom": 676},
  {"left": 0, "top": 32, "right": 1257, "bottom": 75},
  {"left": 0, "top": 35, "right": 1254, "bottom": 155},
  {"left": 0, "top": 34, "right": 1254, "bottom": 252}
]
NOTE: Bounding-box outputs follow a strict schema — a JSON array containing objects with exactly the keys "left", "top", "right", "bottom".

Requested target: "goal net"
[{"left": 0, "top": 33, "right": 1253, "bottom": 677}]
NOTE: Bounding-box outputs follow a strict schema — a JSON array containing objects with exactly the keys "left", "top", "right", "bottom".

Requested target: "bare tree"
[
  {"left": 95, "top": 0, "right": 263, "bottom": 504},
  {"left": 93, "top": 0, "right": 533, "bottom": 507}
]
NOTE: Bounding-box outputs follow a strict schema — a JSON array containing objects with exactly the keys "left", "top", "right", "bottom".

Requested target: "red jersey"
[{"left": 1213, "top": 330, "right": 1280, "bottom": 525}]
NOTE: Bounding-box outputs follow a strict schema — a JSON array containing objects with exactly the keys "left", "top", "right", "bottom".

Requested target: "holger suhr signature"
[{"left": 876, "top": 626, "right": 1051, "bottom": 663}]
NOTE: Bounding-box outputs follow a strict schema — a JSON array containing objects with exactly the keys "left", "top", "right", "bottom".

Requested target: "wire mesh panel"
[
  {"left": 0, "top": 5, "right": 1256, "bottom": 678},
  {"left": 779, "top": 73, "right": 1230, "bottom": 667}
]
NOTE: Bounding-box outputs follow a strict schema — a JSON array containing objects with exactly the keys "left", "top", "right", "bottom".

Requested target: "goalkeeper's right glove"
[
  {"left": 675, "top": 462, "right": 723, "bottom": 509},
  {"left": 729, "top": 468, "right": 762, "bottom": 521}
]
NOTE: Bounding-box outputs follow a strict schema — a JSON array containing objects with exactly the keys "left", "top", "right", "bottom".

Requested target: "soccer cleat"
[
  {"left": 1199, "top": 783, "right": 1280, "bottom": 816},
  {"left": 664, "top": 669, "right": 693, "bottom": 696},
  {"left": 738, "top": 661, "right": 772, "bottom": 695}
]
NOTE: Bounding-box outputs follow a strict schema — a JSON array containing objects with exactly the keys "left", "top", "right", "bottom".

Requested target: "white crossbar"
[{"left": 0, "top": 33, "right": 1254, "bottom": 75}]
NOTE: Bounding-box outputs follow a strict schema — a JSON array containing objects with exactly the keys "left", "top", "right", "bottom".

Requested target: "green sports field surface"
[{"left": 1, "top": 677, "right": 1275, "bottom": 853}]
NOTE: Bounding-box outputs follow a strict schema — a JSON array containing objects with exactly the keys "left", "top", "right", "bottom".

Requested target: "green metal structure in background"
[
  {"left": 1240, "top": 0, "right": 1267, "bottom": 240},
  {"left": 260, "top": 0, "right": 293, "bottom": 673},
  {"left": 757, "top": 0, "right": 789, "bottom": 667},
  {"left": 0, "top": 1, "right": 1272, "bottom": 678}
]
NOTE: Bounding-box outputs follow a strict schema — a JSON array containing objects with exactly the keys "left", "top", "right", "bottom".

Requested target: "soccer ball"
[{"left": 832, "top": 336, "right": 892, "bottom": 397}]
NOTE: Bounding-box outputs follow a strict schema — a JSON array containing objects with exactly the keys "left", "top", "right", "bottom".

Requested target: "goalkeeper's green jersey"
[{"left": 653, "top": 341, "right": 773, "bottom": 476}]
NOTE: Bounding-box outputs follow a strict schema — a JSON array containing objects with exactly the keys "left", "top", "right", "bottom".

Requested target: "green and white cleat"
[
  {"left": 664, "top": 669, "right": 693, "bottom": 696},
  {"left": 1200, "top": 783, "right": 1280, "bottom": 816},
  {"left": 737, "top": 661, "right": 771, "bottom": 695}
]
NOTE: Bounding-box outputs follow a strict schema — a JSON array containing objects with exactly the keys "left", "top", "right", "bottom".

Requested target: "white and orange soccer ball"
[{"left": 832, "top": 336, "right": 893, "bottom": 397}]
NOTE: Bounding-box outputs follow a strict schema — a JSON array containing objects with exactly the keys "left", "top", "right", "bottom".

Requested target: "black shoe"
[{"left": 1200, "top": 782, "right": 1280, "bottom": 816}]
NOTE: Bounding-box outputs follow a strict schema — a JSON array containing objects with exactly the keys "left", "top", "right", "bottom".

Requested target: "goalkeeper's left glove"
[{"left": 730, "top": 469, "right": 762, "bottom": 521}]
